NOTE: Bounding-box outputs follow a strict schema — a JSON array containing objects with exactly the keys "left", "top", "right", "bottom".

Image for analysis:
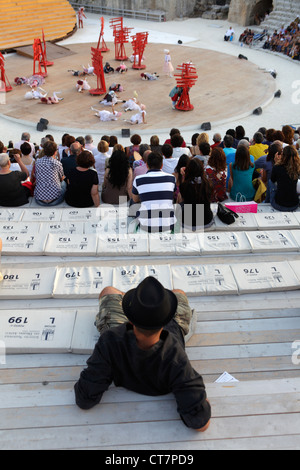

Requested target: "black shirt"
[
  {"left": 0, "top": 171, "right": 29, "bottom": 206},
  {"left": 61, "top": 154, "right": 77, "bottom": 180},
  {"left": 65, "top": 168, "right": 99, "bottom": 207},
  {"left": 271, "top": 164, "right": 299, "bottom": 208},
  {"left": 74, "top": 321, "right": 211, "bottom": 429}
]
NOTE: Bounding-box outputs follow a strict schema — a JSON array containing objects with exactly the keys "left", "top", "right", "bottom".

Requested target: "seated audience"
[
  {"left": 249, "top": 132, "right": 269, "bottom": 161},
  {"left": 177, "top": 158, "right": 213, "bottom": 231},
  {"left": 194, "top": 142, "right": 211, "bottom": 168},
  {"left": 173, "top": 154, "right": 191, "bottom": 203},
  {"left": 206, "top": 147, "right": 228, "bottom": 202},
  {"left": 108, "top": 135, "right": 118, "bottom": 156},
  {"left": 150, "top": 135, "right": 163, "bottom": 156},
  {"left": 255, "top": 141, "right": 282, "bottom": 202},
  {"left": 84, "top": 134, "right": 98, "bottom": 156},
  {"left": 269, "top": 145, "right": 300, "bottom": 211},
  {"left": 14, "top": 132, "right": 35, "bottom": 158},
  {"left": 0, "top": 153, "right": 30, "bottom": 206},
  {"left": 222, "top": 134, "right": 237, "bottom": 190},
  {"left": 162, "top": 143, "right": 179, "bottom": 174},
  {"left": 102, "top": 150, "right": 133, "bottom": 204},
  {"left": 132, "top": 152, "right": 176, "bottom": 232},
  {"left": 191, "top": 132, "right": 210, "bottom": 156},
  {"left": 229, "top": 145, "right": 255, "bottom": 201},
  {"left": 282, "top": 125, "right": 295, "bottom": 146},
  {"left": 171, "top": 134, "right": 191, "bottom": 159},
  {"left": 20, "top": 142, "right": 34, "bottom": 176},
  {"left": 164, "top": 128, "right": 186, "bottom": 147},
  {"left": 65, "top": 151, "right": 99, "bottom": 208},
  {"left": 94, "top": 140, "right": 110, "bottom": 187},
  {"left": 189, "top": 133, "right": 200, "bottom": 156},
  {"left": 31, "top": 141, "right": 66, "bottom": 206},
  {"left": 125, "top": 134, "right": 142, "bottom": 167},
  {"left": 133, "top": 149, "right": 151, "bottom": 178},
  {"left": 61, "top": 141, "right": 82, "bottom": 180},
  {"left": 210, "top": 133, "right": 222, "bottom": 149},
  {"left": 8, "top": 149, "right": 22, "bottom": 171}
]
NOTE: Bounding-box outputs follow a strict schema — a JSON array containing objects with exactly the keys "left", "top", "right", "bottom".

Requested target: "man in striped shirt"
[{"left": 131, "top": 152, "right": 176, "bottom": 232}]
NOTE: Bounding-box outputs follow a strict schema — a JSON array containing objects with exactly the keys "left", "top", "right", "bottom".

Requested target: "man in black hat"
[{"left": 74, "top": 276, "right": 211, "bottom": 431}]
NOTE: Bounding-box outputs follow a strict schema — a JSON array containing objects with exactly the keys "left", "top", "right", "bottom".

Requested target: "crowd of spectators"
[
  {"left": 262, "top": 18, "right": 300, "bottom": 60},
  {"left": 0, "top": 124, "right": 300, "bottom": 232},
  {"left": 239, "top": 17, "right": 300, "bottom": 61}
]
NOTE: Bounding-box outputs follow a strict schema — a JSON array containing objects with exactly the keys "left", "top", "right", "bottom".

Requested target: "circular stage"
[{"left": 3, "top": 42, "right": 276, "bottom": 134}]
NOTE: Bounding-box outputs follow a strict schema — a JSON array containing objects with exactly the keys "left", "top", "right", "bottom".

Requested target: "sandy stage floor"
[{"left": 3, "top": 41, "right": 276, "bottom": 135}]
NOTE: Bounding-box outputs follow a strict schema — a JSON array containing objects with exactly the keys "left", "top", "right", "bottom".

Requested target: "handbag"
[{"left": 217, "top": 202, "right": 239, "bottom": 225}]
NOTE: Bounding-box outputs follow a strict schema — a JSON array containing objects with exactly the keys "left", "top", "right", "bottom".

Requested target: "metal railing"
[{"left": 69, "top": 2, "right": 166, "bottom": 22}]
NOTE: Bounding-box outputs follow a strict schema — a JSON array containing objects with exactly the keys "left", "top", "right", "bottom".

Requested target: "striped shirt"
[{"left": 132, "top": 169, "right": 176, "bottom": 232}]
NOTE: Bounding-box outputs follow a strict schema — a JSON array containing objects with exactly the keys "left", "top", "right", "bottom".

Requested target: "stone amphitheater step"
[{"left": 254, "top": 0, "right": 299, "bottom": 33}]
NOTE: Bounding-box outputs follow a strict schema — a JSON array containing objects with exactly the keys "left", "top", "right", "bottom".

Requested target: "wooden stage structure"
[{"left": 0, "top": 0, "right": 77, "bottom": 52}]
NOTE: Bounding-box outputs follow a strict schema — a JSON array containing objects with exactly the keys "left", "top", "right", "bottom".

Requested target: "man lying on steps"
[{"left": 74, "top": 276, "right": 211, "bottom": 431}]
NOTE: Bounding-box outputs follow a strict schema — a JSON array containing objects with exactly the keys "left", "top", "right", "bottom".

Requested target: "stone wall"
[
  {"left": 228, "top": 0, "right": 273, "bottom": 26},
  {"left": 192, "top": 0, "right": 230, "bottom": 20},
  {"left": 77, "top": 0, "right": 197, "bottom": 20}
]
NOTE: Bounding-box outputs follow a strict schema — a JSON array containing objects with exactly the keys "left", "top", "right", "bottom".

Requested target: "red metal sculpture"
[
  {"left": 174, "top": 62, "right": 198, "bottom": 111},
  {"left": 89, "top": 46, "right": 106, "bottom": 95},
  {"left": 42, "top": 29, "right": 54, "bottom": 67},
  {"left": 33, "top": 38, "right": 48, "bottom": 77},
  {"left": 109, "top": 17, "right": 132, "bottom": 61},
  {"left": 131, "top": 32, "right": 148, "bottom": 69},
  {"left": 0, "top": 52, "right": 12, "bottom": 92},
  {"left": 97, "top": 17, "right": 110, "bottom": 52}
]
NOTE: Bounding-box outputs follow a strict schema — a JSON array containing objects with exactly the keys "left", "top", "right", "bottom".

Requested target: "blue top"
[{"left": 230, "top": 164, "right": 255, "bottom": 201}]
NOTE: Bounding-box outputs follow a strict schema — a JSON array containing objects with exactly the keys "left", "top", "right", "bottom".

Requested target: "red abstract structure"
[
  {"left": 33, "top": 38, "right": 48, "bottom": 77},
  {"left": 89, "top": 46, "right": 106, "bottom": 95},
  {"left": 131, "top": 32, "right": 148, "bottom": 69},
  {"left": 0, "top": 52, "right": 12, "bottom": 92},
  {"left": 42, "top": 29, "right": 54, "bottom": 67},
  {"left": 174, "top": 62, "right": 198, "bottom": 111},
  {"left": 109, "top": 17, "right": 133, "bottom": 61},
  {"left": 97, "top": 17, "right": 109, "bottom": 52}
]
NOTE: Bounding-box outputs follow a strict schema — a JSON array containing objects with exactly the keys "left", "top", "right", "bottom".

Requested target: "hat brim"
[{"left": 122, "top": 287, "right": 178, "bottom": 330}]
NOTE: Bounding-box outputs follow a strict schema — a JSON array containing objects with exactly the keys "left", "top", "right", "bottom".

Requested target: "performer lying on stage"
[
  {"left": 115, "top": 63, "right": 128, "bottom": 73},
  {"left": 76, "top": 79, "right": 90, "bottom": 93},
  {"left": 24, "top": 87, "right": 47, "bottom": 100},
  {"left": 91, "top": 105, "right": 122, "bottom": 121},
  {"left": 100, "top": 90, "right": 124, "bottom": 106},
  {"left": 40, "top": 92, "right": 63, "bottom": 104},
  {"left": 141, "top": 72, "right": 159, "bottom": 80},
  {"left": 104, "top": 62, "right": 114, "bottom": 74},
  {"left": 15, "top": 75, "right": 45, "bottom": 87},
  {"left": 122, "top": 97, "right": 140, "bottom": 112},
  {"left": 124, "top": 104, "right": 146, "bottom": 124},
  {"left": 68, "top": 65, "right": 95, "bottom": 77},
  {"left": 109, "top": 83, "right": 124, "bottom": 92}
]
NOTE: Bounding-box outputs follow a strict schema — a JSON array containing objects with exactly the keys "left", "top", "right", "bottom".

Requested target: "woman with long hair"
[
  {"left": 229, "top": 145, "right": 255, "bottom": 201},
  {"left": 177, "top": 158, "right": 213, "bottom": 231},
  {"left": 270, "top": 145, "right": 300, "bottom": 211},
  {"left": 173, "top": 153, "right": 191, "bottom": 202},
  {"left": 101, "top": 150, "right": 133, "bottom": 204},
  {"left": 205, "top": 147, "right": 228, "bottom": 202}
]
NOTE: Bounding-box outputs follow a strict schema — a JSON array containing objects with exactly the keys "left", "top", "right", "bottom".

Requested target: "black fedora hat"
[{"left": 122, "top": 276, "right": 178, "bottom": 330}]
